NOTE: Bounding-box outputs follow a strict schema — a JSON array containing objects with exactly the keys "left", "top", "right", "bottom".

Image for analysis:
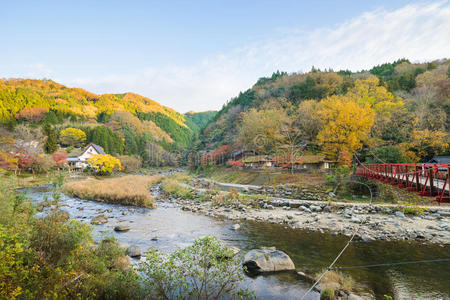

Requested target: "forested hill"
[
  {"left": 0, "top": 78, "right": 194, "bottom": 149},
  {"left": 196, "top": 59, "right": 450, "bottom": 163},
  {"left": 184, "top": 111, "right": 217, "bottom": 133}
]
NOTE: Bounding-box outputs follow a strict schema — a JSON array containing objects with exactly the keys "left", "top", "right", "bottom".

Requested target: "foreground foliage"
[
  {"left": 0, "top": 176, "right": 141, "bottom": 299},
  {"left": 139, "top": 236, "right": 254, "bottom": 300}
]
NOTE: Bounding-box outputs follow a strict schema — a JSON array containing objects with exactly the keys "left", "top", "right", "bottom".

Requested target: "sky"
[{"left": 1, "top": 1, "right": 450, "bottom": 112}]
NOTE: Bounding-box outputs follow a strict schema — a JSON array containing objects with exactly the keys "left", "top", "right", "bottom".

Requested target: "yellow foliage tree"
[
  {"left": 315, "top": 95, "right": 375, "bottom": 165},
  {"left": 349, "top": 76, "right": 404, "bottom": 115},
  {"left": 410, "top": 129, "right": 449, "bottom": 160},
  {"left": 87, "top": 154, "right": 122, "bottom": 175},
  {"left": 59, "top": 128, "right": 86, "bottom": 147},
  {"left": 237, "top": 105, "right": 289, "bottom": 154}
]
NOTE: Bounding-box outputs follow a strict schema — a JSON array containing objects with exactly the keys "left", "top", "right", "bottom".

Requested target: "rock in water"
[
  {"left": 126, "top": 245, "right": 141, "bottom": 258},
  {"left": 348, "top": 294, "right": 364, "bottom": 300},
  {"left": 114, "top": 225, "right": 130, "bottom": 232},
  {"left": 232, "top": 224, "right": 240, "bottom": 230},
  {"left": 90, "top": 214, "right": 108, "bottom": 225},
  {"left": 243, "top": 248, "right": 295, "bottom": 273}
]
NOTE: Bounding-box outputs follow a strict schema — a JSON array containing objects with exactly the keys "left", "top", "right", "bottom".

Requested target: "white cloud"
[
  {"left": 68, "top": 2, "right": 450, "bottom": 112},
  {"left": 26, "top": 63, "right": 53, "bottom": 78}
]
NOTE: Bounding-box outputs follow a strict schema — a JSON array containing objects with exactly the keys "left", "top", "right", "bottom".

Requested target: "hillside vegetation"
[
  {"left": 196, "top": 59, "right": 450, "bottom": 164},
  {"left": 184, "top": 110, "right": 217, "bottom": 133},
  {"left": 0, "top": 79, "right": 194, "bottom": 150}
]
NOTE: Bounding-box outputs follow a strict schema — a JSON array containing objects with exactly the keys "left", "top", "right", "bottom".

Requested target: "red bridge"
[{"left": 355, "top": 163, "right": 450, "bottom": 204}]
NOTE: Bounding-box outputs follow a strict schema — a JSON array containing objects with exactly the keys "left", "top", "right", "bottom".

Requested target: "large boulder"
[
  {"left": 91, "top": 214, "right": 108, "bottom": 225},
  {"left": 243, "top": 248, "right": 295, "bottom": 273},
  {"left": 126, "top": 245, "right": 141, "bottom": 258},
  {"left": 114, "top": 225, "right": 130, "bottom": 232}
]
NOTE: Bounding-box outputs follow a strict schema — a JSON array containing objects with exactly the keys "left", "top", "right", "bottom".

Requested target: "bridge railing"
[{"left": 355, "top": 163, "right": 449, "bottom": 204}]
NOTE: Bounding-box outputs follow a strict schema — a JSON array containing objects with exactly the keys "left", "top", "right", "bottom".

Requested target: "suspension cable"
[{"left": 331, "top": 258, "right": 450, "bottom": 270}]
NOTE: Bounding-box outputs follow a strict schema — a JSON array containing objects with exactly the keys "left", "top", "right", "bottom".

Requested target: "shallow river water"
[{"left": 25, "top": 185, "right": 449, "bottom": 300}]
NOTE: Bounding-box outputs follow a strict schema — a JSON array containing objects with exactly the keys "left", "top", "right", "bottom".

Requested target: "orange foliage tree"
[{"left": 15, "top": 107, "right": 49, "bottom": 123}]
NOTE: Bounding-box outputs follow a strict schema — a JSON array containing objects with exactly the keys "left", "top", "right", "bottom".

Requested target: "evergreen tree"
[{"left": 43, "top": 124, "right": 58, "bottom": 154}]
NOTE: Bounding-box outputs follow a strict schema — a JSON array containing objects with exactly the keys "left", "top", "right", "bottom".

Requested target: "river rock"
[
  {"left": 114, "top": 225, "right": 130, "bottom": 232},
  {"left": 395, "top": 211, "right": 407, "bottom": 219},
  {"left": 126, "top": 245, "right": 141, "bottom": 258},
  {"left": 348, "top": 294, "right": 364, "bottom": 300},
  {"left": 350, "top": 216, "right": 361, "bottom": 223},
  {"left": 310, "top": 205, "right": 322, "bottom": 212},
  {"left": 232, "top": 224, "right": 240, "bottom": 230},
  {"left": 243, "top": 248, "right": 295, "bottom": 273},
  {"left": 91, "top": 214, "right": 108, "bottom": 225}
]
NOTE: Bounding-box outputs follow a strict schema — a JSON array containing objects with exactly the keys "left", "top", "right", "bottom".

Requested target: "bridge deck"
[{"left": 355, "top": 163, "right": 449, "bottom": 204}]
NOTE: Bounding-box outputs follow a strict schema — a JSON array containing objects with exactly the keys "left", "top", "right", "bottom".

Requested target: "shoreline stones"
[{"left": 243, "top": 247, "right": 295, "bottom": 273}]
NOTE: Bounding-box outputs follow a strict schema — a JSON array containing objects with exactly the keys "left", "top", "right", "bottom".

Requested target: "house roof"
[
  {"left": 90, "top": 143, "right": 106, "bottom": 155},
  {"left": 67, "top": 148, "right": 83, "bottom": 158},
  {"left": 297, "top": 155, "right": 326, "bottom": 164},
  {"left": 430, "top": 156, "right": 450, "bottom": 164},
  {"left": 69, "top": 143, "right": 106, "bottom": 158},
  {"left": 243, "top": 155, "right": 272, "bottom": 163}
]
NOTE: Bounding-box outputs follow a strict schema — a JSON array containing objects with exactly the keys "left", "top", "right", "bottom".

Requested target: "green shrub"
[
  {"left": 161, "top": 177, "right": 194, "bottom": 199},
  {"left": 139, "top": 236, "right": 254, "bottom": 299},
  {"left": 320, "top": 288, "right": 335, "bottom": 300}
]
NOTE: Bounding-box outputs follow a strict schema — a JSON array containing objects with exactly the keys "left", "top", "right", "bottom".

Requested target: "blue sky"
[{"left": 1, "top": 1, "right": 449, "bottom": 112}]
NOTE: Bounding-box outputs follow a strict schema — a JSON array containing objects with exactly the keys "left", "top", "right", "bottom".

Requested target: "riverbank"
[{"left": 163, "top": 180, "right": 450, "bottom": 244}]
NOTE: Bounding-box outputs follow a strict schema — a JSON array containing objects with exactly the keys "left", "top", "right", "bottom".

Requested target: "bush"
[
  {"left": 118, "top": 155, "right": 142, "bottom": 173},
  {"left": 315, "top": 269, "right": 354, "bottom": 293},
  {"left": 139, "top": 236, "right": 254, "bottom": 299},
  {"left": 161, "top": 178, "right": 194, "bottom": 199},
  {"left": 320, "top": 288, "right": 335, "bottom": 300},
  {"left": 29, "top": 154, "right": 56, "bottom": 174}
]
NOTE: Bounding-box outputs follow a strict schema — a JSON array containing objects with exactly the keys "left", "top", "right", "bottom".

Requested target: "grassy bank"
[
  {"left": 196, "top": 166, "right": 326, "bottom": 186},
  {"left": 63, "top": 175, "right": 160, "bottom": 208}
]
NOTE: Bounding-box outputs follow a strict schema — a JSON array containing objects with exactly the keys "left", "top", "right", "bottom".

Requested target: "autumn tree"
[
  {"left": 59, "top": 128, "right": 86, "bottom": 147},
  {"left": 51, "top": 150, "right": 68, "bottom": 167},
  {"left": 237, "top": 105, "right": 288, "bottom": 154},
  {"left": 15, "top": 107, "right": 49, "bottom": 123},
  {"left": 409, "top": 129, "right": 449, "bottom": 161},
  {"left": 118, "top": 155, "right": 142, "bottom": 173},
  {"left": 295, "top": 100, "right": 320, "bottom": 142},
  {"left": 87, "top": 154, "right": 122, "bottom": 175},
  {"left": 315, "top": 95, "right": 375, "bottom": 164}
]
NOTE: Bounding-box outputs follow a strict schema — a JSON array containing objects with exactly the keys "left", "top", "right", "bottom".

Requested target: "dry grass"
[
  {"left": 63, "top": 175, "right": 160, "bottom": 208},
  {"left": 315, "top": 269, "right": 354, "bottom": 292}
]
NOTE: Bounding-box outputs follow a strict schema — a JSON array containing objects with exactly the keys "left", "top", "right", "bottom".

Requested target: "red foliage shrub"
[{"left": 51, "top": 150, "right": 68, "bottom": 167}]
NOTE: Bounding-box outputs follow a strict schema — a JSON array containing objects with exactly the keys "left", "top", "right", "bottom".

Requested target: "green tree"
[{"left": 43, "top": 124, "right": 58, "bottom": 154}]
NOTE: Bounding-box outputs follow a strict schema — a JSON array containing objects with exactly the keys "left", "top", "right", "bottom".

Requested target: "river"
[{"left": 25, "top": 185, "right": 450, "bottom": 300}]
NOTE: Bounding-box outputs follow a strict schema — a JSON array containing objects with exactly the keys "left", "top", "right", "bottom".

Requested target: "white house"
[{"left": 67, "top": 143, "right": 106, "bottom": 170}]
